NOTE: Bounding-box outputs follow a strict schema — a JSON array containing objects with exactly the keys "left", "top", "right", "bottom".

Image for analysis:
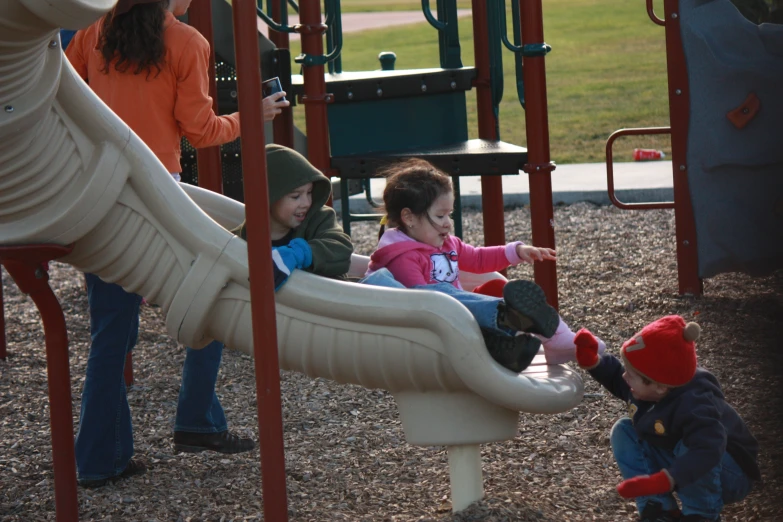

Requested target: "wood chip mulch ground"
[{"left": 1, "top": 203, "right": 781, "bottom": 521}]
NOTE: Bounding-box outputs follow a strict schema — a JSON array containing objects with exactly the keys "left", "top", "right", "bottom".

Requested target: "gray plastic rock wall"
[{"left": 680, "top": 0, "right": 783, "bottom": 277}]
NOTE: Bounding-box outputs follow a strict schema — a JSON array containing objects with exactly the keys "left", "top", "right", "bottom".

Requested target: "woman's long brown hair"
[{"left": 99, "top": 1, "right": 168, "bottom": 77}]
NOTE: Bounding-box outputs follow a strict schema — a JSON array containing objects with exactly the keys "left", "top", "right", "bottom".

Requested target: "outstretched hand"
[
  {"left": 574, "top": 328, "right": 600, "bottom": 368},
  {"left": 516, "top": 244, "right": 557, "bottom": 264},
  {"left": 263, "top": 91, "right": 290, "bottom": 121},
  {"left": 616, "top": 471, "right": 674, "bottom": 499}
]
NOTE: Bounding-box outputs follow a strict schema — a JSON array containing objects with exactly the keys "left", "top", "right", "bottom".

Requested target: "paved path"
[
  {"left": 335, "top": 161, "right": 673, "bottom": 212},
  {"left": 281, "top": 10, "right": 472, "bottom": 41},
  {"left": 266, "top": 10, "right": 673, "bottom": 209}
]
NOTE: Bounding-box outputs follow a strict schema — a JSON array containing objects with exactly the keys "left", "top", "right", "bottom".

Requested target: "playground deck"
[{"left": 1, "top": 204, "right": 779, "bottom": 521}]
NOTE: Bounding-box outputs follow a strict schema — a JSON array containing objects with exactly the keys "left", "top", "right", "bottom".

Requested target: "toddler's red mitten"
[
  {"left": 472, "top": 279, "right": 506, "bottom": 298},
  {"left": 616, "top": 471, "right": 673, "bottom": 498},
  {"left": 574, "top": 328, "right": 600, "bottom": 369}
]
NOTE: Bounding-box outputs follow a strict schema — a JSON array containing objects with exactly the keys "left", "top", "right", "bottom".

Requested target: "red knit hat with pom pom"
[{"left": 620, "top": 315, "right": 700, "bottom": 387}]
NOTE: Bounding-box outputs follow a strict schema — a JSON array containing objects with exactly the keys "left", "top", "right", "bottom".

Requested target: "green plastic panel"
[{"left": 327, "top": 92, "right": 468, "bottom": 157}]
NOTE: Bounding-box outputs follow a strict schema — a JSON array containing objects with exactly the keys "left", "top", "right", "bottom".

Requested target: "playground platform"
[{"left": 334, "top": 160, "right": 674, "bottom": 212}]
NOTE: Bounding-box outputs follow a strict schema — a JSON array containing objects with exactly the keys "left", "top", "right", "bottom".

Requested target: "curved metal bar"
[
  {"left": 605, "top": 127, "right": 674, "bottom": 210},
  {"left": 295, "top": 0, "right": 343, "bottom": 66},
  {"left": 498, "top": 0, "right": 551, "bottom": 56},
  {"left": 646, "top": 0, "right": 666, "bottom": 26},
  {"left": 287, "top": 0, "right": 299, "bottom": 14},
  {"left": 421, "top": 0, "right": 447, "bottom": 30},
  {"left": 511, "top": 0, "right": 524, "bottom": 107},
  {"left": 257, "top": 5, "right": 297, "bottom": 33}
]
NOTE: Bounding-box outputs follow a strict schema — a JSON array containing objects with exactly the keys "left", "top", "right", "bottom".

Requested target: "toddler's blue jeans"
[
  {"left": 360, "top": 268, "right": 513, "bottom": 336},
  {"left": 611, "top": 417, "right": 754, "bottom": 519},
  {"left": 75, "top": 274, "right": 226, "bottom": 481}
]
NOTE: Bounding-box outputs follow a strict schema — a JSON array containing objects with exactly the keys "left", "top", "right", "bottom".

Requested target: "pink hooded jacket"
[{"left": 367, "top": 228, "right": 526, "bottom": 289}]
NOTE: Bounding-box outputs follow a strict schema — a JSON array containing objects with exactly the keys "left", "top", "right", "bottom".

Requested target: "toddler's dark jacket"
[{"left": 589, "top": 354, "right": 761, "bottom": 488}]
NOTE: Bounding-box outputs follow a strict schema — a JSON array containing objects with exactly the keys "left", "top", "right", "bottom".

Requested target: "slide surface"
[{"left": 0, "top": 0, "right": 582, "bottom": 450}]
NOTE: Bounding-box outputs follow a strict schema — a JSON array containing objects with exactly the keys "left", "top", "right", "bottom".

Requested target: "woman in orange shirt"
[{"left": 66, "top": 0, "right": 288, "bottom": 487}]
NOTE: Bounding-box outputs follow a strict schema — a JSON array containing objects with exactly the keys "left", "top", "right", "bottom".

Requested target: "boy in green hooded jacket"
[{"left": 234, "top": 144, "right": 353, "bottom": 286}]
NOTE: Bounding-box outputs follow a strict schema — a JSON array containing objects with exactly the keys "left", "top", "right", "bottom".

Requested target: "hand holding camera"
[{"left": 262, "top": 77, "right": 290, "bottom": 121}]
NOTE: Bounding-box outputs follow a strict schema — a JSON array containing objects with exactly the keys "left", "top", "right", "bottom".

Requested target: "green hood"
[
  {"left": 266, "top": 144, "right": 332, "bottom": 211},
  {"left": 232, "top": 145, "right": 352, "bottom": 282}
]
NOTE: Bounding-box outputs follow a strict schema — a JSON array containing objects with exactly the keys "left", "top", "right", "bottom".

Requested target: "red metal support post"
[
  {"left": 519, "top": 0, "right": 558, "bottom": 308},
  {"left": 662, "top": 0, "right": 702, "bottom": 295},
  {"left": 299, "top": 1, "right": 332, "bottom": 175},
  {"left": 1, "top": 269, "right": 6, "bottom": 360},
  {"left": 189, "top": 0, "right": 225, "bottom": 194},
  {"left": 470, "top": 0, "right": 506, "bottom": 249},
  {"left": 269, "top": 0, "right": 295, "bottom": 147},
  {"left": 232, "top": 1, "right": 289, "bottom": 520},
  {"left": 0, "top": 244, "right": 77, "bottom": 522}
]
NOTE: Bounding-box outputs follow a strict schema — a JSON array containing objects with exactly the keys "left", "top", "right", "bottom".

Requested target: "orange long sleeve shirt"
[{"left": 65, "top": 11, "right": 240, "bottom": 173}]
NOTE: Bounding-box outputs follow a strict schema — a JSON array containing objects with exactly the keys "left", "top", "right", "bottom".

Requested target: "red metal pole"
[
  {"left": 470, "top": 0, "right": 506, "bottom": 249},
  {"left": 662, "top": 0, "right": 701, "bottom": 295},
  {"left": 124, "top": 352, "right": 133, "bottom": 387},
  {"left": 519, "top": 0, "right": 558, "bottom": 308},
  {"left": 299, "top": 1, "right": 331, "bottom": 175},
  {"left": 232, "top": 1, "right": 289, "bottom": 520},
  {"left": 0, "top": 269, "right": 6, "bottom": 360},
  {"left": 1, "top": 245, "right": 77, "bottom": 522},
  {"left": 189, "top": 0, "right": 224, "bottom": 194},
  {"left": 269, "top": 0, "right": 295, "bottom": 147}
]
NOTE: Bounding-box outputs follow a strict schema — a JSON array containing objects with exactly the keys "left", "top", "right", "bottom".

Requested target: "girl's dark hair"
[
  {"left": 378, "top": 159, "right": 452, "bottom": 238},
  {"left": 100, "top": 1, "right": 168, "bottom": 77}
]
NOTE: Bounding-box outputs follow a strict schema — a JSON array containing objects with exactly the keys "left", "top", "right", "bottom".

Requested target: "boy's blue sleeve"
[
  {"left": 588, "top": 354, "right": 632, "bottom": 402},
  {"left": 271, "top": 239, "right": 313, "bottom": 290},
  {"left": 60, "top": 29, "right": 77, "bottom": 50}
]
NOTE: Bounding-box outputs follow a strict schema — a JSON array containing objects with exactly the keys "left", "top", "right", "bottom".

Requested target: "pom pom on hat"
[{"left": 620, "top": 315, "right": 699, "bottom": 387}]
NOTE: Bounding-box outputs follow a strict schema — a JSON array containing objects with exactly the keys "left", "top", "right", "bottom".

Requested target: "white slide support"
[{"left": 0, "top": 0, "right": 583, "bottom": 512}]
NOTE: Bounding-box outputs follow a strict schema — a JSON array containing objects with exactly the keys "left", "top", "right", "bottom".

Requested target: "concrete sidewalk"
[
  {"left": 283, "top": 10, "right": 473, "bottom": 41},
  {"left": 334, "top": 160, "right": 674, "bottom": 212}
]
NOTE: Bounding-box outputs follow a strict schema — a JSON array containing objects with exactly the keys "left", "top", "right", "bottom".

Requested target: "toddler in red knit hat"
[{"left": 574, "top": 316, "right": 760, "bottom": 522}]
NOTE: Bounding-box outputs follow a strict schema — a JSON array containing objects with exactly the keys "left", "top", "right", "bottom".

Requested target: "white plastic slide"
[{"left": 0, "top": 0, "right": 582, "bottom": 512}]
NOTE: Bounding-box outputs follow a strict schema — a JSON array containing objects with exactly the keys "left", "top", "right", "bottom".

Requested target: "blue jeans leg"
[
  {"left": 75, "top": 274, "right": 142, "bottom": 480},
  {"left": 361, "top": 269, "right": 510, "bottom": 335},
  {"left": 611, "top": 417, "right": 754, "bottom": 519},
  {"left": 174, "top": 341, "right": 227, "bottom": 434},
  {"left": 674, "top": 442, "right": 754, "bottom": 518},
  {"left": 610, "top": 418, "right": 678, "bottom": 514}
]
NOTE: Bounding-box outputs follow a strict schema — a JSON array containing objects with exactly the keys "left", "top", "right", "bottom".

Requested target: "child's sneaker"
[
  {"left": 639, "top": 501, "right": 681, "bottom": 522},
  {"left": 497, "top": 280, "right": 559, "bottom": 337},
  {"left": 542, "top": 319, "right": 607, "bottom": 365},
  {"left": 480, "top": 329, "right": 541, "bottom": 373}
]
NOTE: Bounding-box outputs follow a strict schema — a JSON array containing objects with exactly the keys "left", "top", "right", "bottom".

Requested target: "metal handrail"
[
  {"left": 257, "top": 5, "right": 296, "bottom": 33},
  {"left": 498, "top": 0, "right": 551, "bottom": 56},
  {"left": 294, "top": 0, "right": 343, "bottom": 66},
  {"left": 605, "top": 127, "right": 674, "bottom": 210},
  {"left": 421, "top": 0, "right": 447, "bottom": 30},
  {"left": 287, "top": 0, "right": 299, "bottom": 14},
  {"left": 646, "top": 0, "right": 666, "bottom": 26}
]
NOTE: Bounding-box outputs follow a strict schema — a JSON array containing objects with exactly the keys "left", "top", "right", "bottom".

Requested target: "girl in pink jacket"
[{"left": 363, "top": 159, "right": 605, "bottom": 367}]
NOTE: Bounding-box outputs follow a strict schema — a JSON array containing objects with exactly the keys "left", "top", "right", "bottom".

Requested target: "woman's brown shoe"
[{"left": 173, "top": 430, "right": 255, "bottom": 454}]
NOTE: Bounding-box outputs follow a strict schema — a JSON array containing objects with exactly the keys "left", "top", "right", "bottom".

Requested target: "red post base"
[
  {"left": 1, "top": 268, "right": 6, "bottom": 360},
  {"left": 124, "top": 351, "right": 133, "bottom": 387},
  {"left": 0, "top": 244, "right": 78, "bottom": 522}
]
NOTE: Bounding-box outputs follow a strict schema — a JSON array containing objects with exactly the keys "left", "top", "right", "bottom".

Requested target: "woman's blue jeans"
[
  {"left": 75, "top": 274, "right": 227, "bottom": 481},
  {"left": 360, "top": 268, "right": 512, "bottom": 336},
  {"left": 610, "top": 417, "right": 754, "bottom": 519}
]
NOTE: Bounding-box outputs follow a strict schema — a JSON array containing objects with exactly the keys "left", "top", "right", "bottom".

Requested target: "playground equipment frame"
[{"left": 605, "top": 0, "right": 702, "bottom": 296}]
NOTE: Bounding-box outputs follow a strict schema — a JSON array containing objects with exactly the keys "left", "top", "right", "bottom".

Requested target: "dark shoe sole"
[
  {"left": 482, "top": 329, "right": 542, "bottom": 373},
  {"left": 79, "top": 458, "right": 147, "bottom": 488},
  {"left": 173, "top": 442, "right": 253, "bottom": 454},
  {"left": 502, "top": 280, "right": 559, "bottom": 337},
  {"left": 173, "top": 431, "right": 256, "bottom": 455}
]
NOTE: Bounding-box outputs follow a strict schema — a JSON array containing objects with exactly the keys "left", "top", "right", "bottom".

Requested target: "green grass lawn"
[{"left": 290, "top": 0, "right": 672, "bottom": 164}]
